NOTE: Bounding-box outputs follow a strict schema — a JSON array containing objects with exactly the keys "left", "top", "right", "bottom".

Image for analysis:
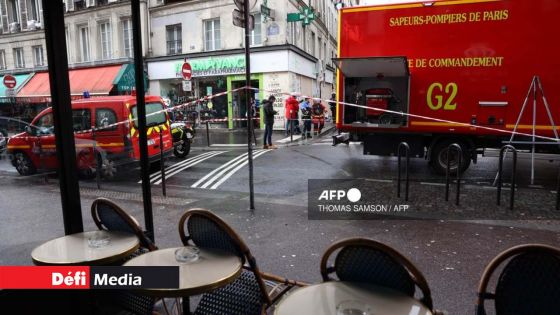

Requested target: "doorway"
[{"left": 232, "top": 80, "right": 259, "bottom": 128}]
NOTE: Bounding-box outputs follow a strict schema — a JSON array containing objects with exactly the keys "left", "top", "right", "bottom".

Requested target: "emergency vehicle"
[
  {"left": 333, "top": 0, "right": 560, "bottom": 174},
  {"left": 7, "top": 95, "right": 173, "bottom": 176}
]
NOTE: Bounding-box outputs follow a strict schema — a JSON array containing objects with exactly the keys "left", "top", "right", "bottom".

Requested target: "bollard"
[
  {"left": 445, "top": 143, "right": 462, "bottom": 205},
  {"left": 93, "top": 130, "right": 101, "bottom": 189},
  {"left": 205, "top": 121, "right": 210, "bottom": 147},
  {"left": 397, "top": 142, "right": 410, "bottom": 201},
  {"left": 159, "top": 132, "right": 166, "bottom": 197},
  {"left": 290, "top": 116, "right": 294, "bottom": 143},
  {"left": 497, "top": 145, "right": 517, "bottom": 210}
]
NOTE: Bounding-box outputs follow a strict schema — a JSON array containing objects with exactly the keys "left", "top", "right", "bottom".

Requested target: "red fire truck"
[{"left": 333, "top": 0, "right": 560, "bottom": 174}]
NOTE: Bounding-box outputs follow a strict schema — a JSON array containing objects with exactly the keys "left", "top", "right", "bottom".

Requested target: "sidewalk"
[{"left": 192, "top": 122, "right": 335, "bottom": 147}]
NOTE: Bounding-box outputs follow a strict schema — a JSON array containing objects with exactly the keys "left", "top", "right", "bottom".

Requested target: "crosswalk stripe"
[
  {"left": 209, "top": 150, "right": 271, "bottom": 189},
  {"left": 191, "top": 152, "right": 251, "bottom": 188},
  {"left": 148, "top": 151, "right": 217, "bottom": 181},
  {"left": 142, "top": 151, "right": 220, "bottom": 184},
  {"left": 192, "top": 150, "right": 265, "bottom": 189},
  {"left": 197, "top": 150, "right": 265, "bottom": 189},
  {"left": 154, "top": 151, "right": 226, "bottom": 185},
  {"left": 276, "top": 135, "right": 302, "bottom": 143}
]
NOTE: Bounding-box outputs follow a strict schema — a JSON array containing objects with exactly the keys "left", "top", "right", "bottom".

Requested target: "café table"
[
  {"left": 123, "top": 246, "right": 242, "bottom": 314},
  {"left": 274, "top": 281, "right": 433, "bottom": 315},
  {"left": 31, "top": 230, "right": 140, "bottom": 266}
]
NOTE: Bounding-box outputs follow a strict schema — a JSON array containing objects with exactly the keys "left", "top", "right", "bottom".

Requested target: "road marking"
[
  {"left": 142, "top": 151, "right": 223, "bottom": 184},
  {"left": 192, "top": 150, "right": 263, "bottom": 188},
  {"left": 210, "top": 144, "right": 251, "bottom": 147},
  {"left": 276, "top": 135, "right": 302, "bottom": 143},
  {"left": 364, "top": 178, "right": 393, "bottom": 183},
  {"left": 209, "top": 150, "right": 271, "bottom": 189},
  {"left": 420, "top": 182, "right": 445, "bottom": 186},
  {"left": 148, "top": 151, "right": 218, "bottom": 180},
  {"left": 153, "top": 151, "right": 226, "bottom": 185}
]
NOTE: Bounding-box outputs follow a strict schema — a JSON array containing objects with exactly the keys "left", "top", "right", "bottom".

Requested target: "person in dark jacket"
[{"left": 263, "top": 95, "right": 277, "bottom": 149}]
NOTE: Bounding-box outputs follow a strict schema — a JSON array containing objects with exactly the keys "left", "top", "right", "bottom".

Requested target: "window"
[
  {"left": 75, "top": 0, "right": 86, "bottom": 10},
  {"left": 72, "top": 109, "right": 91, "bottom": 132},
  {"left": 250, "top": 13, "right": 262, "bottom": 46},
  {"left": 0, "top": 50, "right": 6, "bottom": 70},
  {"left": 96, "top": 109, "right": 117, "bottom": 131},
  {"left": 79, "top": 25, "right": 90, "bottom": 62},
  {"left": 65, "top": 26, "right": 70, "bottom": 60},
  {"left": 35, "top": 113, "right": 54, "bottom": 135},
  {"left": 204, "top": 19, "right": 220, "bottom": 51},
  {"left": 311, "top": 32, "right": 315, "bottom": 55},
  {"left": 131, "top": 103, "right": 167, "bottom": 128},
  {"left": 8, "top": 0, "right": 20, "bottom": 24},
  {"left": 166, "top": 24, "right": 182, "bottom": 55},
  {"left": 33, "top": 45, "right": 44, "bottom": 66},
  {"left": 99, "top": 22, "right": 112, "bottom": 60},
  {"left": 14, "top": 48, "right": 24, "bottom": 68},
  {"left": 122, "top": 19, "right": 133, "bottom": 57},
  {"left": 28, "top": 0, "right": 40, "bottom": 22}
]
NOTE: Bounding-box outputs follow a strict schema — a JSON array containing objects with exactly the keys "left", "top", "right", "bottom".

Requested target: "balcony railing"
[{"left": 166, "top": 41, "right": 182, "bottom": 55}]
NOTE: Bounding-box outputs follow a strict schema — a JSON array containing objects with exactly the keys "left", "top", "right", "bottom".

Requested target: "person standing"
[
  {"left": 329, "top": 92, "right": 337, "bottom": 122},
  {"left": 300, "top": 97, "right": 312, "bottom": 139},
  {"left": 284, "top": 93, "right": 299, "bottom": 136},
  {"left": 263, "top": 95, "right": 278, "bottom": 149},
  {"left": 311, "top": 98, "right": 327, "bottom": 135}
]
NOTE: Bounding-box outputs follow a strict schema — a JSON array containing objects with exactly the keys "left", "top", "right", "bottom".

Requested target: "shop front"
[{"left": 148, "top": 54, "right": 257, "bottom": 129}]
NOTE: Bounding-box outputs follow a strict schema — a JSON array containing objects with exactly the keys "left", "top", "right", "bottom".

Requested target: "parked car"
[{"left": 6, "top": 95, "right": 174, "bottom": 176}]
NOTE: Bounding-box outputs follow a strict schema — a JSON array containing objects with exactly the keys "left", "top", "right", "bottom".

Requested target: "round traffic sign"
[
  {"left": 181, "top": 62, "right": 192, "bottom": 81},
  {"left": 3, "top": 75, "right": 16, "bottom": 89}
]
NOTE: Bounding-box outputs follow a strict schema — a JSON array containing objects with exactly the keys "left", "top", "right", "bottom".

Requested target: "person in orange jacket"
[{"left": 285, "top": 93, "right": 300, "bottom": 136}]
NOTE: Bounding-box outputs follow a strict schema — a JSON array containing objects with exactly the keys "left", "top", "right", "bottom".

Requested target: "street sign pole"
[{"left": 244, "top": 0, "right": 255, "bottom": 211}]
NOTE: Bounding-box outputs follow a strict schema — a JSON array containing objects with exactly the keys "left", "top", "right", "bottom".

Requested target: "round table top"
[
  {"left": 274, "top": 281, "right": 433, "bottom": 315},
  {"left": 123, "top": 247, "right": 243, "bottom": 297},
  {"left": 31, "top": 231, "right": 140, "bottom": 266}
]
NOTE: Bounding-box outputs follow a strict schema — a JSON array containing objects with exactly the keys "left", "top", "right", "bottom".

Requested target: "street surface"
[{"left": 1, "top": 126, "right": 559, "bottom": 314}]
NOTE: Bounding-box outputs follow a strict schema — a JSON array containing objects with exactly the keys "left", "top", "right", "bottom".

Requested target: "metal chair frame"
[
  {"left": 320, "top": 238, "right": 434, "bottom": 311},
  {"left": 475, "top": 243, "right": 560, "bottom": 315}
]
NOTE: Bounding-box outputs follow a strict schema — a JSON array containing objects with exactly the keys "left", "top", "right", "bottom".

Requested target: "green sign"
[
  {"left": 287, "top": 6, "right": 315, "bottom": 26},
  {"left": 113, "top": 64, "right": 149, "bottom": 92},
  {"left": 174, "top": 55, "right": 246, "bottom": 78}
]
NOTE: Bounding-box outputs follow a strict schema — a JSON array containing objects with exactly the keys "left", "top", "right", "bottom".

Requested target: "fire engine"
[{"left": 333, "top": 0, "right": 560, "bottom": 174}]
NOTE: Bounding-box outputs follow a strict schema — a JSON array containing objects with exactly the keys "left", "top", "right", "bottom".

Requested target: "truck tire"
[
  {"left": 173, "top": 140, "right": 190, "bottom": 158},
  {"left": 430, "top": 140, "right": 471, "bottom": 175},
  {"left": 13, "top": 152, "right": 37, "bottom": 176}
]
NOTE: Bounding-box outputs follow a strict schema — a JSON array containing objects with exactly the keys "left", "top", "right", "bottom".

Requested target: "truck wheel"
[
  {"left": 430, "top": 140, "right": 471, "bottom": 175},
  {"left": 173, "top": 140, "right": 190, "bottom": 158},
  {"left": 14, "top": 152, "right": 37, "bottom": 176}
]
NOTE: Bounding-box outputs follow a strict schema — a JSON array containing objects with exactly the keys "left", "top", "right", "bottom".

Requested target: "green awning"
[
  {"left": 0, "top": 73, "right": 33, "bottom": 102},
  {"left": 113, "top": 64, "right": 149, "bottom": 93}
]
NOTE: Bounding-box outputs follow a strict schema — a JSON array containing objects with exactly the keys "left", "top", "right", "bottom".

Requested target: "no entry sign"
[
  {"left": 181, "top": 62, "right": 192, "bottom": 81},
  {"left": 3, "top": 75, "right": 16, "bottom": 89}
]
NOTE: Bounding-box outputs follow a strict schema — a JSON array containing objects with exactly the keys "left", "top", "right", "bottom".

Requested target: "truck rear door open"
[{"left": 334, "top": 56, "right": 410, "bottom": 128}]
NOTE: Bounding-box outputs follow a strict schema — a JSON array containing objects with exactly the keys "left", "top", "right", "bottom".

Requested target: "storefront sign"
[{"left": 174, "top": 56, "right": 246, "bottom": 78}]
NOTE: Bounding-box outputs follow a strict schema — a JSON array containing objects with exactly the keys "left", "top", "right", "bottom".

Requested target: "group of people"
[
  {"left": 284, "top": 93, "right": 328, "bottom": 139},
  {"left": 261, "top": 93, "right": 330, "bottom": 149}
]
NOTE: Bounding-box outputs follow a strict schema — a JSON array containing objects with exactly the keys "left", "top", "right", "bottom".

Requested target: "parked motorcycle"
[{"left": 171, "top": 121, "right": 195, "bottom": 158}]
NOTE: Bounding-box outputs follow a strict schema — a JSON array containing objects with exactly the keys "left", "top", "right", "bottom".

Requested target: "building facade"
[
  {"left": 147, "top": 0, "right": 356, "bottom": 130},
  {"left": 0, "top": 0, "right": 150, "bottom": 124}
]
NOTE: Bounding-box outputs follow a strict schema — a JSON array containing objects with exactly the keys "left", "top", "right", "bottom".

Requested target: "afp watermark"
[{"left": 308, "top": 179, "right": 410, "bottom": 220}]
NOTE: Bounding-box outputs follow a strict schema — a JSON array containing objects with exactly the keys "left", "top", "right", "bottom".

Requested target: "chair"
[
  {"left": 91, "top": 197, "right": 158, "bottom": 253},
  {"left": 178, "top": 209, "right": 305, "bottom": 315},
  {"left": 475, "top": 244, "right": 560, "bottom": 315},
  {"left": 91, "top": 198, "right": 158, "bottom": 315},
  {"left": 320, "top": 238, "right": 434, "bottom": 311}
]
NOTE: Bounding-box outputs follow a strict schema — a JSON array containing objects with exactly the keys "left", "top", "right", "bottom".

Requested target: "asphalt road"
[{"left": 1, "top": 129, "right": 559, "bottom": 314}]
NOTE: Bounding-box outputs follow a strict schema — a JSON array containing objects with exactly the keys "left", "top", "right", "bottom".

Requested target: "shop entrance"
[{"left": 232, "top": 80, "right": 259, "bottom": 128}]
